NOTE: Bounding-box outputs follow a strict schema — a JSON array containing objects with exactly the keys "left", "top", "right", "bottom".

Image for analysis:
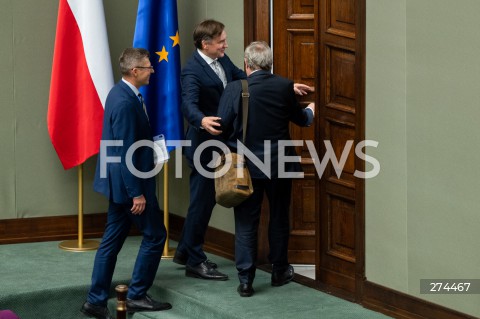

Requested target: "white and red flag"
[{"left": 48, "top": 0, "right": 113, "bottom": 170}]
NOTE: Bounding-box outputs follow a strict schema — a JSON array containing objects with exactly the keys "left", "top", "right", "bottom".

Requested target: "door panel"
[
  {"left": 273, "top": 0, "right": 316, "bottom": 265},
  {"left": 245, "top": 0, "right": 365, "bottom": 300},
  {"left": 327, "top": 0, "right": 356, "bottom": 38},
  {"left": 318, "top": 0, "right": 365, "bottom": 298}
]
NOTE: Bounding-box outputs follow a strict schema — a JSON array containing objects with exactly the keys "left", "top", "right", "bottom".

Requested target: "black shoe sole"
[
  {"left": 271, "top": 275, "right": 294, "bottom": 287},
  {"left": 80, "top": 308, "right": 111, "bottom": 319},
  {"left": 237, "top": 289, "right": 254, "bottom": 297},
  {"left": 185, "top": 270, "right": 228, "bottom": 281},
  {"left": 127, "top": 305, "right": 172, "bottom": 313}
]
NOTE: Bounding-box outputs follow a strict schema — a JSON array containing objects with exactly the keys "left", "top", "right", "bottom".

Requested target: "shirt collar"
[
  {"left": 197, "top": 49, "right": 217, "bottom": 65},
  {"left": 122, "top": 78, "right": 140, "bottom": 96}
]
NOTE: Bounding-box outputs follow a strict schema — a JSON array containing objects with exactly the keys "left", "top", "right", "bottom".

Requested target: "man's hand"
[
  {"left": 201, "top": 116, "right": 223, "bottom": 135},
  {"left": 293, "top": 83, "right": 314, "bottom": 96},
  {"left": 306, "top": 102, "right": 315, "bottom": 116},
  {"left": 131, "top": 195, "right": 146, "bottom": 215}
]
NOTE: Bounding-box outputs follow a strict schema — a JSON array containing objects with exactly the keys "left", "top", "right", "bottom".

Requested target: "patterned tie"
[
  {"left": 138, "top": 93, "right": 149, "bottom": 120},
  {"left": 211, "top": 60, "right": 227, "bottom": 88}
]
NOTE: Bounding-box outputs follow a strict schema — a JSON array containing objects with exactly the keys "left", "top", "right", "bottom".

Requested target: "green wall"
[
  {"left": 0, "top": 0, "right": 242, "bottom": 233},
  {"left": 366, "top": 0, "right": 480, "bottom": 316},
  {"left": 3, "top": 0, "right": 478, "bottom": 316},
  {"left": 0, "top": 0, "right": 15, "bottom": 219}
]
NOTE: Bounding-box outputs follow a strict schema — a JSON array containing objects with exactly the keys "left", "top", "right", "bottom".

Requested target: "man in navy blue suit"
[
  {"left": 175, "top": 19, "right": 313, "bottom": 281},
  {"left": 217, "top": 41, "right": 315, "bottom": 297},
  {"left": 81, "top": 48, "right": 171, "bottom": 319},
  {"left": 173, "top": 19, "right": 245, "bottom": 281}
]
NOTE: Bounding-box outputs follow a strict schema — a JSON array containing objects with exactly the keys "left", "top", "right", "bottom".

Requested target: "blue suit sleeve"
[
  {"left": 217, "top": 81, "right": 243, "bottom": 149},
  {"left": 219, "top": 54, "right": 246, "bottom": 82},
  {"left": 217, "top": 82, "right": 239, "bottom": 130},
  {"left": 231, "top": 63, "right": 247, "bottom": 81},
  {"left": 181, "top": 69, "right": 205, "bottom": 129},
  {"left": 111, "top": 101, "right": 143, "bottom": 198},
  {"left": 286, "top": 82, "right": 314, "bottom": 127}
]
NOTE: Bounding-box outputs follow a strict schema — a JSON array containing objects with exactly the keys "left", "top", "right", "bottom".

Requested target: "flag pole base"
[
  {"left": 58, "top": 239, "right": 99, "bottom": 252},
  {"left": 161, "top": 247, "right": 176, "bottom": 259}
]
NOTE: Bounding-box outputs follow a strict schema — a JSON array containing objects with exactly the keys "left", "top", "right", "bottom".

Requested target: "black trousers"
[{"left": 234, "top": 177, "right": 292, "bottom": 284}]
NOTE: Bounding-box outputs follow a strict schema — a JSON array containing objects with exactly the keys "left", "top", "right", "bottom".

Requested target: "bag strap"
[{"left": 240, "top": 79, "right": 249, "bottom": 143}]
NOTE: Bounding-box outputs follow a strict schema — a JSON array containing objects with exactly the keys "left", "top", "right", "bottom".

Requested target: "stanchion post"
[
  {"left": 115, "top": 284, "right": 128, "bottom": 319},
  {"left": 162, "top": 162, "right": 175, "bottom": 258},
  {"left": 58, "top": 164, "right": 99, "bottom": 251}
]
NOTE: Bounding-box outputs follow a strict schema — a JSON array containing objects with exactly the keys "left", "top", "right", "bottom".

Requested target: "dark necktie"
[{"left": 138, "top": 93, "right": 149, "bottom": 120}]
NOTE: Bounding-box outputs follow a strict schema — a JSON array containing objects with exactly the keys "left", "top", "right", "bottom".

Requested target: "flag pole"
[
  {"left": 162, "top": 161, "right": 175, "bottom": 258},
  {"left": 58, "top": 164, "right": 99, "bottom": 251}
]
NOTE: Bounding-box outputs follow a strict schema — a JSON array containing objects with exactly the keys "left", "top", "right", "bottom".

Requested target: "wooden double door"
[{"left": 245, "top": 0, "right": 365, "bottom": 299}]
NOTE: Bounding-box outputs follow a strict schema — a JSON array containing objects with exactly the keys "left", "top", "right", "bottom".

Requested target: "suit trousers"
[
  {"left": 234, "top": 177, "right": 292, "bottom": 284},
  {"left": 176, "top": 168, "right": 216, "bottom": 266},
  {"left": 87, "top": 198, "right": 166, "bottom": 306}
]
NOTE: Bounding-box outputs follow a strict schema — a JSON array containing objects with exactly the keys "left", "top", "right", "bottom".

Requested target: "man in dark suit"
[
  {"left": 174, "top": 19, "right": 246, "bottom": 281},
  {"left": 176, "top": 19, "right": 313, "bottom": 281},
  {"left": 81, "top": 48, "right": 171, "bottom": 319},
  {"left": 217, "top": 41, "right": 315, "bottom": 297}
]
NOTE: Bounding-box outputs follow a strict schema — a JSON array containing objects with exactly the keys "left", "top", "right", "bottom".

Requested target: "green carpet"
[{"left": 0, "top": 236, "right": 390, "bottom": 319}]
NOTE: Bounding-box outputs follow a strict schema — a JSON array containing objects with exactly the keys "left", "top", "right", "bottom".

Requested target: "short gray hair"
[
  {"left": 244, "top": 41, "right": 273, "bottom": 71},
  {"left": 119, "top": 48, "right": 150, "bottom": 75}
]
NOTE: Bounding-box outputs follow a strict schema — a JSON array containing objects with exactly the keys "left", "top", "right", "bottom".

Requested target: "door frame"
[{"left": 243, "top": 0, "right": 366, "bottom": 302}]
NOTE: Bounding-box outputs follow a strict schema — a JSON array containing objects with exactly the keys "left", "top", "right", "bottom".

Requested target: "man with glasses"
[{"left": 81, "top": 48, "right": 171, "bottom": 319}]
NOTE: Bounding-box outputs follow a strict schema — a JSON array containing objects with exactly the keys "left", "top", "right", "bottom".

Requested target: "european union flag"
[{"left": 133, "top": 0, "right": 184, "bottom": 153}]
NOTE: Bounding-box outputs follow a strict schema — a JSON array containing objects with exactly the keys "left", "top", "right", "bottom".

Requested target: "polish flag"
[{"left": 48, "top": 0, "right": 113, "bottom": 170}]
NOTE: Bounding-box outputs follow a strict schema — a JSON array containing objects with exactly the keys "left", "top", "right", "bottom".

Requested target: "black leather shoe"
[
  {"left": 80, "top": 302, "right": 114, "bottom": 319},
  {"left": 205, "top": 259, "right": 218, "bottom": 268},
  {"left": 204, "top": 259, "right": 218, "bottom": 269},
  {"left": 237, "top": 283, "right": 254, "bottom": 297},
  {"left": 173, "top": 251, "right": 218, "bottom": 269},
  {"left": 186, "top": 261, "right": 228, "bottom": 280},
  {"left": 271, "top": 264, "right": 294, "bottom": 286},
  {"left": 126, "top": 294, "right": 172, "bottom": 312}
]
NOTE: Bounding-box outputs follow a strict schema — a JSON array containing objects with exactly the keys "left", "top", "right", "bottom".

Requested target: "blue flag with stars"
[{"left": 133, "top": 0, "right": 184, "bottom": 154}]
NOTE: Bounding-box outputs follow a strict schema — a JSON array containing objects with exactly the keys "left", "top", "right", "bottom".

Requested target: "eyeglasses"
[{"left": 133, "top": 66, "right": 154, "bottom": 70}]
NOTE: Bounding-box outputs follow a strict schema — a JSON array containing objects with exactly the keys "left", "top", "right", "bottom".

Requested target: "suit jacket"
[
  {"left": 217, "top": 70, "right": 313, "bottom": 179},
  {"left": 94, "top": 80, "right": 156, "bottom": 204},
  {"left": 181, "top": 50, "right": 246, "bottom": 167}
]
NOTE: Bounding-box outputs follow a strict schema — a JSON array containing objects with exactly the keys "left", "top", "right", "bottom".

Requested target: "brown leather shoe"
[{"left": 186, "top": 261, "right": 228, "bottom": 280}]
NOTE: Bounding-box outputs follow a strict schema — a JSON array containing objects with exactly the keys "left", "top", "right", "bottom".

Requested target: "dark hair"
[
  {"left": 193, "top": 19, "right": 225, "bottom": 49},
  {"left": 119, "top": 48, "right": 150, "bottom": 75}
]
